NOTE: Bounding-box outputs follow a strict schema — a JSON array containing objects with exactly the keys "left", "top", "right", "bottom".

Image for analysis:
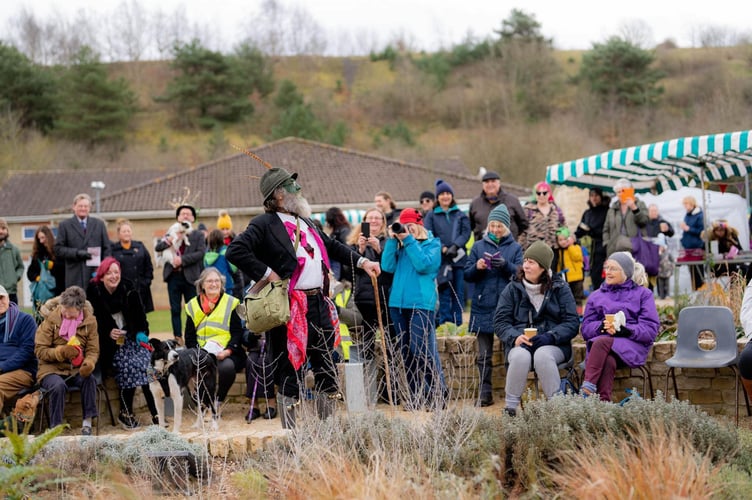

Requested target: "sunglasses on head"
[{"left": 536, "top": 191, "right": 548, "bottom": 196}]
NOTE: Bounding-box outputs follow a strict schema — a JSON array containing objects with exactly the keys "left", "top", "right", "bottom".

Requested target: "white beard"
[{"left": 281, "top": 192, "right": 312, "bottom": 218}]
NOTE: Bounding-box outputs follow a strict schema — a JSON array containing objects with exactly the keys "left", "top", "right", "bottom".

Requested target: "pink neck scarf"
[{"left": 59, "top": 310, "right": 83, "bottom": 341}]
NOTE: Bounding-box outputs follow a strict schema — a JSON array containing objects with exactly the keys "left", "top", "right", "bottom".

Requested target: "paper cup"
[
  {"left": 604, "top": 314, "right": 615, "bottom": 325},
  {"left": 524, "top": 328, "right": 537, "bottom": 338}
]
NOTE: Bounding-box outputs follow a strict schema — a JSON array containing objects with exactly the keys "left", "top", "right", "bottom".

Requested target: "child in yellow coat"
[{"left": 554, "top": 227, "right": 585, "bottom": 312}]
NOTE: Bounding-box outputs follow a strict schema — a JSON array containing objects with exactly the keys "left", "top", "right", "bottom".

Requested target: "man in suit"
[
  {"left": 55, "top": 193, "right": 111, "bottom": 289},
  {"left": 155, "top": 204, "right": 206, "bottom": 343},
  {"left": 227, "top": 167, "right": 380, "bottom": 428}
]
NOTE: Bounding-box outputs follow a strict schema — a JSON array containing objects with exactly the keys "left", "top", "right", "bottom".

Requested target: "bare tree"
[
  {"left": 103, "top": 0, "right": 151, "bottom": 62},
  {"left": 286, "top": 5, "right": 327, "bottom": 55},
  {"left": 152, "top": 5, "right": 190, "bottom": 59},
  {"left": 619, "top": 19, "right": 655, "bottom": 49},
  {"left": 8, "top": 8, "right": 45, "bottom": 63}
]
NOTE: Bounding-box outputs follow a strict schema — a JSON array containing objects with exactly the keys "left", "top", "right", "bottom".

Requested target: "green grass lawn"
[{"left": 147, "top": 309, "right": 181, "bottom": 334}]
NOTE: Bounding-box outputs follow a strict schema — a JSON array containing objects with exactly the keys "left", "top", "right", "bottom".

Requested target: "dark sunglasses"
[
  {"left": 421, "top": 199, "right": 433, "bottom": 203},
  {"left": 536, "top": 191, "right": 548, "bottom": 195}
]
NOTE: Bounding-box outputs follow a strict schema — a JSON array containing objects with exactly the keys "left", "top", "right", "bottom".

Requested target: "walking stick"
[
  {"left": 247, "top": 338, "right": 266, "bottom": 422},
  {"left": 371, "top": 275, "right": 394, "bottom": 408}
]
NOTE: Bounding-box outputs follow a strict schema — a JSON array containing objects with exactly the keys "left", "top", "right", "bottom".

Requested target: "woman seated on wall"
[
  {"left": 580, "top": 252, "right": 660, "bottom": 401},
  {"left": 494, "top": 241, "right": 580, "bottom": 416}
]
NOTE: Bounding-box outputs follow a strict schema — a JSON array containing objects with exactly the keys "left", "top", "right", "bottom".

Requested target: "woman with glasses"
[
  {"left": 602, "top": 178, "right": 649, "bottom": 257},
  {"left": 185, "top": 267, "right": 246, "bottom": 405},
  {"left": 419, "top": 191, "right": 435, "bottom": 215},
  {"left": 580, "top": 252, "right": 659, "bottom": 400},
  {"left": 518, "top": 181, "right": 565, "bottom": 251},
  {"left": 347, "top": 208, "right": 393, "bottom": 361},
  {"left": 382, "top": 208, "right": 446, "bottom": 410}
]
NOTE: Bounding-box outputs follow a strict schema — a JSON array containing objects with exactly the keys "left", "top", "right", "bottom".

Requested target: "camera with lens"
[{"left": 391, "top": 222, "right": 406, "bottom": 234}]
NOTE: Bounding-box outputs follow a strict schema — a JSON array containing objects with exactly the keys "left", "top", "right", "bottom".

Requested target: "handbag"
[
  {"left": 242, "top": 218, "right": 300, "bottom": 332},
  {"left": 243, "top": 279, "right": 291, "bottom": 333},
  {"left": 631, "top": 232, "right": 660, "bottom": 276}
]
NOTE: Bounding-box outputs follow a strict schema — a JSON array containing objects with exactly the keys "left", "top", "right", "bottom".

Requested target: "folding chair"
[{"left": 665, "top": 306, "right": 751, "bottom": 425}]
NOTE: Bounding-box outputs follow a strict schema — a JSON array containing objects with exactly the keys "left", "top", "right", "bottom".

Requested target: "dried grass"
[{"left": 548, "top": 418, "right": 721, "bottom": 499}]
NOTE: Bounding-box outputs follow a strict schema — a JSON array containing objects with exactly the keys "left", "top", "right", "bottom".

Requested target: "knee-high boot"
[{"left": 277, "top": 394, "right": 299, "bottom": 429}]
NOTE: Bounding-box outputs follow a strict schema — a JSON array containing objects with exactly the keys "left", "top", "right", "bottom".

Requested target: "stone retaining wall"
[{"left": 58, "top": 338, "right": 746, "bottom": 425}]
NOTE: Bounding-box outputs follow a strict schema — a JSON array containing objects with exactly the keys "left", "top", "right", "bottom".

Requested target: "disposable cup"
[
  {"left": 604, "top": 314, "right": 615, "bottom": 325},
  {"left": 524, "top": 327, "right": 537, "bottom": 338},
  {"left": 116, "top": 330, "right": 126, "bottom": 345}
]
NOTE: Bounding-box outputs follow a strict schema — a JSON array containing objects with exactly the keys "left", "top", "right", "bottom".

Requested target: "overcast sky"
[{"left": 2, "top": 0, "right": 750, "bottom": 54}]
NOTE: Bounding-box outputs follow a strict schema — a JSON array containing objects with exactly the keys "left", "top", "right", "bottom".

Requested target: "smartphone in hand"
[{"left": 361, "top": 222, "right": 370, "bottom": 238}]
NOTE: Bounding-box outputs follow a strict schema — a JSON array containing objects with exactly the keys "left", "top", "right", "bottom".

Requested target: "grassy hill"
[{"left": 2, "top": 45, "right": 751, "bottom": 190}]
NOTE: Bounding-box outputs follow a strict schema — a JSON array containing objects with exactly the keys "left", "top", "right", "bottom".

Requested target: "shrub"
[{"left": 499, "top": 393, "right": 747, "bottom": 491}]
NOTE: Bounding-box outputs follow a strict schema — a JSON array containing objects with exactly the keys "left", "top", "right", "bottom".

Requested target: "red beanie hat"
[{"left": 399, "top": 208, "right": 423, "bottom": 226}]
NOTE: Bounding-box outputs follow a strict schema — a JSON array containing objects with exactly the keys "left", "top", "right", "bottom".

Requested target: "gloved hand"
[
  {"left": 445, "top": 244, "right": 458, "bottom": 260},
  {"left": 79, "top": 359, "right": 95, "bottom": 377},
  {"left": 615, "top": 325, "right": 632, "bottom": 338},
  {"left": 55, "top": 344, "right": 79, "bottom": 362},
  {"left": 531, "top": 332, "right": 555, "bottom": 349},
  {"left": 136, "top": 332, "right": 153, "bottom": 351},
  {"left": 76, "top": 249, "right": 92, "bottom": 260},
  {"left": 71, "top": 346, "right": 84, "bottom": 367},
  {"left": 490, "top": 255, "right": 506, "bottom": 269}
]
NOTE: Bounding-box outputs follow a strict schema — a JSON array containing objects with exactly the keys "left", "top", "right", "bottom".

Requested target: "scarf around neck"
[
  {"left": 522, "top": 279, "right": 545, "bottom": 312},
  {"left": 60, "top": 310, "right": 83, "bottom": 341}
]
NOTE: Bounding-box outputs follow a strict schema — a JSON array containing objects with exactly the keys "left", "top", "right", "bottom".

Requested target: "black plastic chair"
[
  {"left": 665, "top": 306, "right": 751, "bottom": 425},
  {"left": 532, "top": 352, "right": 577, "bottom": 398}
]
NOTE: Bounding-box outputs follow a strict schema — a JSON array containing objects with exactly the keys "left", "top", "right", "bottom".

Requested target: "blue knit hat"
[
  {"left": 435, "top": 179, "right": 454, "bottom": 197},
  {"left": 488, "top": 204, "right": 510, "bottom": 228}
]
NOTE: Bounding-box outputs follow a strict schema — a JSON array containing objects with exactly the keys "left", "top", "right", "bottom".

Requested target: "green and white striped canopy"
[{"left": 545, "top": 130, "right": 752, "bottom": 193}]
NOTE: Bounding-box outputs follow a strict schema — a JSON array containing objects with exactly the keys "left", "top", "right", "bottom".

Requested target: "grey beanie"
[{"left": 608, "top": 251, "right": 635, "bottom": 280}]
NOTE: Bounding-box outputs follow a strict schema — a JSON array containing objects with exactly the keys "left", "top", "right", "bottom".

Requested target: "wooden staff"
[{"left": 371, "top": 275, "right": 394, "bottom": 408}]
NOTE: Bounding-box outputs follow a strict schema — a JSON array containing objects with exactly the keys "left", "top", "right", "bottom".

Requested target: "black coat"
[
  {"left": 86, "top": 279, "right": 149, "bottom": 378},
  {"left": 155, "top": 226, "right": 206, "bottom": 283},
  {"left": 226, "top": 212, "right": 363, "bottom": 285},
  {"left": 55, "top": 215, "right": 111, "bottom": 289},
  {"left": 350, "top": 236, "right": 393, "bottom": 307},
  {"left": 493, "top": 274, "right": 580, "bottom": 362},
  {"left": 112, "top": 240, "right": 154, "bottom": 313}
]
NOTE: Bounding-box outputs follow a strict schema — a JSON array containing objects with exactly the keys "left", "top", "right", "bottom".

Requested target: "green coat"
[
  {"left": 0, "top": 241, "right": 24, "bottom": 294},
  {"left": 602, "top": 198, "right": 649, "bottom": 257}
]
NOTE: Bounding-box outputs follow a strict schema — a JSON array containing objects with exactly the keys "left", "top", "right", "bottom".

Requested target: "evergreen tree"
[
  {"left": 55, "top": 46, "right": 137, "bottom": 146},
  {"left": 0, "top": 42, "right": 58, "bottom": 133},
  {"left": 578, "top": 37, "right": 665, "bottom": 107},
  {"left": 270, "top": 79, "right": 328, "bottom": 141},
  {"left": 160, "top": 39, "right": 273, "bottom": 128}
]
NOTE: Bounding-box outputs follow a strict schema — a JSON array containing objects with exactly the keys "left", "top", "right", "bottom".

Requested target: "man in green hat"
[{"left": 227, "top": 167, "right": 380, "bottom": 428}]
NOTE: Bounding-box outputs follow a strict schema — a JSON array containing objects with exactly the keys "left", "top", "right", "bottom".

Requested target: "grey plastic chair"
[{"left": 665, "top": 306, "right": 751, "bottom": 424}]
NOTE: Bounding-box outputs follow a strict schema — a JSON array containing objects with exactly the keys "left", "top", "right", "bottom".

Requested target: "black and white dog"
[{"left": 149, "top": 339, "right": 219, "bottom": 432}]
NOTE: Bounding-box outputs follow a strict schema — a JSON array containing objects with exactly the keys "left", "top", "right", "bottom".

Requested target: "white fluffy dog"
[{"left": 156, "top": 221, "right": 193, "bottom": 268}]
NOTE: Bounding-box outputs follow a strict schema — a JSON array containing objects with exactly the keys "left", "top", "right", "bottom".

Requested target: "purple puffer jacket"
[{"left": 581, "top": 279, "right": 659, "bottom": 367}]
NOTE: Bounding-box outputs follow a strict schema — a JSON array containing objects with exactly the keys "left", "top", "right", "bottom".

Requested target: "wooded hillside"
[{"left": 2, "top": 7, "right": 751, "bottom": 190}]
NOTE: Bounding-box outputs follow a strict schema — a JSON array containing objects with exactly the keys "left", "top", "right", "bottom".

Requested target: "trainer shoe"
[{"left": 81, "top": 425, "right": 93, "bottom": 436}]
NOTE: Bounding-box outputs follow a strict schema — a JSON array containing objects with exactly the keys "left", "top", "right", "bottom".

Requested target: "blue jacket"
[
  {"left": 424, "top": 205, "right": 471, "bottom": 268},
  {"left": 493, "top": 274, "right": 580, "bottom": 361},
  {"left": 382, "top": 233, "right": 441, "bottom": 311},
  {"left": 464, "top": 234, "right": 523, "bottom": 334},
  {"left": 0, "top": 302, "right": 38, "bottom": 378},
  {"left": 681, "top": 208, "right": 704, "bottom": 250}
]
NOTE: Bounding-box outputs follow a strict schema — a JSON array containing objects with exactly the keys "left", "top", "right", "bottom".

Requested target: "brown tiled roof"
[
  {"left": 0, "top": 168, "right": 181, "bottom": 217},
  {"left": 0, "top": 138, "right": 529, "bottom": 218},
  {"left": 98, "top": 138, "right": 527, "bottom": 213}
]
